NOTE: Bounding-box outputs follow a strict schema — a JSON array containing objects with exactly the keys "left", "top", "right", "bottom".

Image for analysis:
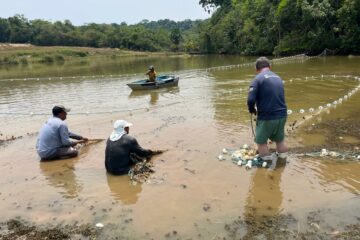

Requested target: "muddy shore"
[
  {"left": 1, "top": 113, "right": 360, "bottom": 239},
  {"left": 1, "top": 213, "right": 360, "bottom": 240},
  {"left": 0, "top": 219, "right": 98, "bottom": 240}
]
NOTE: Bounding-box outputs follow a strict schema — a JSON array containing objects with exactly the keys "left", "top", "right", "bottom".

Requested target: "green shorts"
[{"left": 255, "top": 117, "right": 287, "bottom": 144}]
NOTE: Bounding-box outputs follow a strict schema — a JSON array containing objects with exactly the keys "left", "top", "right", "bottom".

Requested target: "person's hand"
[
  {"left": 249, "top": 108, "right": 257, "bottom": 115},
  {"left": 82, "top": 137, "right": 89, "bottom": 142}
]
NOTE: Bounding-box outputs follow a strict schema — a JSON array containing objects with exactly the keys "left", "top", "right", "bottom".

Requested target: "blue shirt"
[
  {"left": 36, "top": 117, "right": 82, "bottom": 159},
  {"left": 247, "top": 70, "right": 287, "bottom": 120}
]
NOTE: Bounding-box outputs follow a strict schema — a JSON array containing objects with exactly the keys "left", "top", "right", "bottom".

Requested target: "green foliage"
[
  {"left": 0, "top": 16, "right": 202, "bottom": 53},
  {"left": 38, "top": 55, "right": 54, "bottom": 64},
  {"left": 198, "top": 0, "right": 360, "bottom": 55},
  {"left": 170, "top": 28, "right": 183, "bottom": 51},
  {"left": 337, "top": 0, "right": 360, "bottom": 54},
  {"left": 0, "top": 5, "right": 359, "bottom": 56},
  {"left": 0, "top": 56, "right": 19, "bottom": 65}
]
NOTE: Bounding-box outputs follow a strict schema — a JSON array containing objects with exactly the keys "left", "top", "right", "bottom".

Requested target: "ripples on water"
[{"left": 0, "top": 56, "right": 360, "bottom": 238}]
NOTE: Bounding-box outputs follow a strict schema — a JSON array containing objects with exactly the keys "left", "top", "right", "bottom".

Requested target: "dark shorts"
[
  {"left": 255, "top": 117, "right": 287, "bottom": 144},
  {"left": 41, "top": 147, "right": 78, "bottom": 161}
]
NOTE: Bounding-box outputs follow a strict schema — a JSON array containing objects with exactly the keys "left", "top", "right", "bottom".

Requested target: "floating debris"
[
  {"left": 128, "top": 160, "right": 155, "bottom": 183},
  {"left": 296, "top": 148, "right": 360, "bottom": 160},
  {"left": 95, "top": 223, "right": 104, "bottom": 228}
]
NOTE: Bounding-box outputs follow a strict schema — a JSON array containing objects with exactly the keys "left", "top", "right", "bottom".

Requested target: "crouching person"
[
  {"left": 105, "top": 120, "right": 154, "bottom": 175},
  {"left": 36, "top": 105, "right": 88, "bottom": 161}
]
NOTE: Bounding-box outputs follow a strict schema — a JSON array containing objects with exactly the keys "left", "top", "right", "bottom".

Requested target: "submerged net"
[
  {"left": 294, "top": 149, "right": 360, "bottom": 160},
  {"left": 128, "top": 160, "right": 155, "bottom": 183},
  {"left": 218, "top": 145, "right": 360, "bottom": 170}
]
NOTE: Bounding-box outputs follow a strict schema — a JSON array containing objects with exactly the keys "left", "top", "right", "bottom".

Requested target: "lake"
[{"left": 0, "top": 55, "right": 360, "bottom": 239}]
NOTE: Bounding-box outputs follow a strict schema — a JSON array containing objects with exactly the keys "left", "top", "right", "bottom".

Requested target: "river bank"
[{"left": 0, "top": 44, "right": 186, "bottom": 66}]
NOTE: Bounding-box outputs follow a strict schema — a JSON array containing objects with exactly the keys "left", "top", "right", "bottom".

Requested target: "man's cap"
[
  {"left": 113, "top": 119, "right": 133, "bottom": 129},
  {"left": 52, "top": 105, "right": 71, "bottom": 115},
  {"left": 149, "top": 65, "right": 154, "bottom": 70}
]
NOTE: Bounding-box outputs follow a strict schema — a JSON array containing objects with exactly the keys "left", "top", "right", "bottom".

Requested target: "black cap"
[{"left": 52, "top": 105, "right": 71, "bottom": 116}]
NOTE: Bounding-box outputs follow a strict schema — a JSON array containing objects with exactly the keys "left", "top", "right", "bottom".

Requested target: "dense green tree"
[
  {"left": 7, "top": 15, "right": 32, "bottom": 43},
  {"left": 197, "top": 0, "right": 360, "bottom": 55},
  {"left": 337, "top": 0, "right": 360, "bottom": 54},
  {"left": 0, "top": 6, "right": 359, "bottom": 55},
  {"left": 170, "top": 28, "right": 183, "bottom": 51},
  {"left": 0, "top": 19, "right": 10, "bottom": 42}
]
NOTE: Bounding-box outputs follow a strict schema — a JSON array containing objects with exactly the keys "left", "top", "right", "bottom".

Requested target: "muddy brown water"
[{"left": 0, "top": 55, "right": 360, "bottom": 239}]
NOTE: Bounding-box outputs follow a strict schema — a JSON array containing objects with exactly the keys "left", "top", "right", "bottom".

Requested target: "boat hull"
[{"left": 127, "top": 76, "right": 179, "bottom": 91}]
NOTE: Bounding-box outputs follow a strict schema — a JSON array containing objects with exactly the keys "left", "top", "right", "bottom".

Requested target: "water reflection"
[
  {"left": 128, "top": 87, "right": 179, "bottom": 106},
  {"left": 39, "top": 158, "right": 82, "bottom": 199},
  {"left": 305, "top": 158, "right": 360, "bottom": 195},
  {"left": 106, "top": 174, "right": 142, "bottom": 205},
  {"left": 244, "top": 158, "right": 286, "bottom": 218},
  {"left": 129, "top": 91, "right": 160, "bottom": 105}
]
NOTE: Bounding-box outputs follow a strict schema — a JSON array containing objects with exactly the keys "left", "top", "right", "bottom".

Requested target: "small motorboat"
[{"left": 127, "top": 75, "right": 179, "bottom": 91}]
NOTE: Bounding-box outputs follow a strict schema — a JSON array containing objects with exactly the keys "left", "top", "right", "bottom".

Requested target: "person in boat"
[
  {"left": 247, "top": 57, "right": 288, "bottom": 162},
  {"left": 105, "top": 120, "right": 161, "bottom": 175},
  {"left": 145, "top": 65, "right": 157, "bottom": 82},
  {"left": 36, "top": 105, "right": 88, "bottom": 161}
]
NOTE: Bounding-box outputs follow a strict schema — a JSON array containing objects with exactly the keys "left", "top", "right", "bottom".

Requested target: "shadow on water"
[
  {"left": 39, "top": 158, "right": 82, "bottom": 199},
  {"left": 106, "top": 174, "right": 142, "bottom": 205},
  {"left": 128, "top": 87, "right": 180, "bottom": 105}
]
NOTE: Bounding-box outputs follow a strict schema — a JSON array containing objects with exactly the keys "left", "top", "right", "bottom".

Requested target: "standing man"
[
  {"left": 247, "top": 57, "right": 288, "bottom": 161},
  {"left": 36, "top": 105, "right": 88, "bottom": 161}
]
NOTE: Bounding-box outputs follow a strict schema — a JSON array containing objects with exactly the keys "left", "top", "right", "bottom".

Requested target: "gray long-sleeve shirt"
[{"left": 36, "top": 117, "right": 82, "bottom": 159}]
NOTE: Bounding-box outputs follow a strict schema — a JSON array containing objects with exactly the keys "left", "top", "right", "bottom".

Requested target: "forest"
[{"left": 0, "top": 0, "right": 359, "bottom": 55}]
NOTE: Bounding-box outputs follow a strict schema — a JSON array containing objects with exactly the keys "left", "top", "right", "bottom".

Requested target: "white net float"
[
  {"left": 309, "top": 108, "right": 314, "bottom": 112},
  {"left": 287, "top": 109, "right": 293, "bottom": 115},
  {"left": 299, "top": 109, "right": 305, "bottom": 114},
  {"left": 318, "top": 106, "right": 323, "bottom": 110}
]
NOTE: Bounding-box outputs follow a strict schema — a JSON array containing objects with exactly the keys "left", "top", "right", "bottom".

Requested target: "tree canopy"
[
  {"left": 197, "top": 0, "right": 360, "bottom": 55},
  {"left": 1, "top": 1, "right": 359, "bottom": 56}
]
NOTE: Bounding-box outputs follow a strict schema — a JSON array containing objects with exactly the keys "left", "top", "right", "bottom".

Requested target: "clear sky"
[{"left": 0, "top": 0, "right": 210, "bottom": 25}]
